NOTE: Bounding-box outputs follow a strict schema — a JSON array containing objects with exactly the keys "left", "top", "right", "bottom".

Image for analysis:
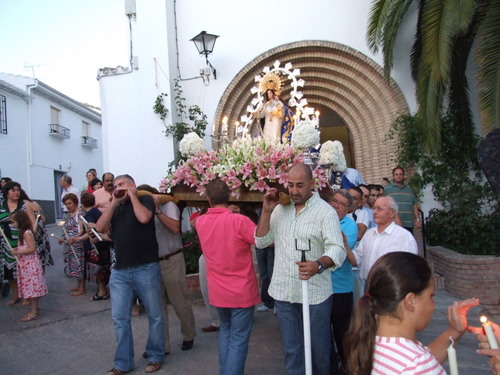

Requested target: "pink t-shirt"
[
  {"left": 93, "top": 187, "right": 112, "bottom": 213},
  {"left": 373, "top": 336, "right": 446, "bottom": 374},
  {"left": 196, "top": 207, "right": 260, "bottom": 308}
]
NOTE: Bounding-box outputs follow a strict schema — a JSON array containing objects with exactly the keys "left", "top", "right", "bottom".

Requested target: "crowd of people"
[{"left": 0, "top": 164, "right": 499, "bottom": 375}]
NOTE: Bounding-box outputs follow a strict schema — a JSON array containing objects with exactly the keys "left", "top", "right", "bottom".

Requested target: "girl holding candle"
[
  {"left": 10, "top": 210, "right": 47, "bottom": 321},
  {"left": 19, "top": 188, "right": 54, "bottom": 271},
  {"left": 344, "top": 252, "right": 479, "bottom": 375}
]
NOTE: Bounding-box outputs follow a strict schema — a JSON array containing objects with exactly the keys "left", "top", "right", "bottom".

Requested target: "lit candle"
[
  {"left": 50, "top": 233, "right": 66, "bottom": 242},
  {"left": 315, "top": 110, "right": 320, "bottom": 127},
  {"left": 481, "top": 316, "right": 499, "bottom": 349},
  {"left": 447, "top": 337, "right": 459, "bottom": 375},
  {"left": 235, "top": 121, "right": 240, "bottom": 138},
  {"left": 222, "top": 116, "right": 228, "bottom": 133}
]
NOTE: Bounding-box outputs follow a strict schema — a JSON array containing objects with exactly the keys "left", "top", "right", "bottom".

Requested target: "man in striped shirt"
[
  {"left": 384, "top": 166, "right": 422, "bottom": 234},
  {"left": 256, "top": 163, "right": 345, "bottom": 375}
]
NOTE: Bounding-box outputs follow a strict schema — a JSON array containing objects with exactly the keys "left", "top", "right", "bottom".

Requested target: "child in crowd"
[
  {"left": 344, "top": 252, "right": 479, "bottom": 375},
  {"left": 10, "top": 210, "right": 48, "bottom": 321}
]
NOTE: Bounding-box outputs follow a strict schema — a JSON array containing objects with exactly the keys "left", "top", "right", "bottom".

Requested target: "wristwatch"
[
  {"left": 155, "top": 209, "right": 162, "bottom": 215},
  {"left": 316, "top": 260, "right": 326, "bottom": 274}
]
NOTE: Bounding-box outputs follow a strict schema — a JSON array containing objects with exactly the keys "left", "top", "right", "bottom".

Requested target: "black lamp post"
[{"left": 190, "top": 31, "right": 219, "bottom": 79}]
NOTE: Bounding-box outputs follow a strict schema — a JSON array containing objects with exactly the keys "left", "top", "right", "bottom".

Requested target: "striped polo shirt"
[{"left": 373, "top": 336, "right": 446, "bottom": 374}]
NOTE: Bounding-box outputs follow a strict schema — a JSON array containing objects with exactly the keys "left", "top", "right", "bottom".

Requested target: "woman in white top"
[{"left": 344, "top": 252, "right": 479, "bottom": 375}]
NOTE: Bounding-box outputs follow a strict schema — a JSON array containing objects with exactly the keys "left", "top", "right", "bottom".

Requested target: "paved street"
[{"left": 0, "top": 225, "right": 494, "bottom": 374}]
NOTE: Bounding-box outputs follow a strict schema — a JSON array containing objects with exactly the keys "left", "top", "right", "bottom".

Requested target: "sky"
[{"left": 1, "top": 0, "right": 130, "bottom": 107}]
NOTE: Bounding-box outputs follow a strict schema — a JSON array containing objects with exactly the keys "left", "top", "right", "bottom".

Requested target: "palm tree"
[{"left": 367, "top": 0, "right": 499, "bottom": 152}]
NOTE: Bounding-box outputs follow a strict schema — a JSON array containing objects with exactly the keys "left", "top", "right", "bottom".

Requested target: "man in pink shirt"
[
  {"left": 93, "top": 172, "right": 114, "bottom": 213},
  {"left": 194, "top": 179, "right": 260, "bottom": 375}
]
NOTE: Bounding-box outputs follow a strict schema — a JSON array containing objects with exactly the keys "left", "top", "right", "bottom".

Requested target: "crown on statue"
[{"left": 258, "top": 72, "right": 283, "bottom": 96}]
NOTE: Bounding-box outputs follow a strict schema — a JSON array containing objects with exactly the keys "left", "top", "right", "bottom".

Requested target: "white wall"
[
  {"left": 0, "top": 88, "right": 29, "bottom": 186},
  {"left": 99, "top": 0, "right": 175, "bottom": 186},
  {"left": 99, "top": 0, "right": 419, "bottom": 189}
]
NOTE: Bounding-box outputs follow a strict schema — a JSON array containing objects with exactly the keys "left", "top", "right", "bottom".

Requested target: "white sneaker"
[{"left": 256, "top": 305, "right": 270, "bottom": 312}]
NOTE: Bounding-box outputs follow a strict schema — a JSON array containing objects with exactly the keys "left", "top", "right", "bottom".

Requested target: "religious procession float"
[{"left": 160, "top": 61, "right": 349, "bottom": 206}]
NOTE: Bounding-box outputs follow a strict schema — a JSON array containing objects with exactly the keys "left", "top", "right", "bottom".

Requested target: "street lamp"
[{"left": 190, "top": 31, "right": 219, "bottom": 79}]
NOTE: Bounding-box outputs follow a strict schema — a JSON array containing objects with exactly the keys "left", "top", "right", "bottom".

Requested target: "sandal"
[
  {"left": 91, "top": 293, "right": 109, "bottom": 301},
  {"left": 21, "top": 312, "right": 40, "bottom": 322}
]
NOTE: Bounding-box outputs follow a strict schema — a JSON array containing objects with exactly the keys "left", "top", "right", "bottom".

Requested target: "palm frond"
[
  {"left": 367, "top": 0, "right": 394, "bottom": 53},
  {"left": 381, "top": 0, "right": 414, "bottom": 79},
  {"left": 410, "top": 0, "right": 426, "bottom": 82},
  {"left": 476, "top": 0, "right": 500, "bottom": 134},
  {"left": 415, "top": 62, "right": 444, "bottom": 152},
  {"left": 454, "top": 0, "right": 477, "bottom": 33},
  {"left": 421, "top": 0, "right": 475, "bottom": 83},
  {"left": 420, "top": 0, "right": 450, "bottom": 82},
  {"left": 448, "top": 5, "right": 482, "bottom": 146}
]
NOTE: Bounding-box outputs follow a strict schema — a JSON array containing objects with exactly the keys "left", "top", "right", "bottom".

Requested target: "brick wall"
[{"left": 427, "top": 246, "right": 500, "bottom": 315}]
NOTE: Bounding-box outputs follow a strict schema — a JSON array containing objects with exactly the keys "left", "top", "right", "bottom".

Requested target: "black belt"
[{"left": 159, "top": 249, "right": 183, "bottom": 261}]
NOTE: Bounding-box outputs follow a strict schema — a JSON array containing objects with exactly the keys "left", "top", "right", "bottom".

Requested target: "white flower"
[
  {"left": 319, "top": 140, "right": 346, "bottom": 171},
  {"left": 179, "top": 132, "right": 205, "bottom": 156},
  {"left": 291, "top": 121, "right": 320, "bottom": 150}
]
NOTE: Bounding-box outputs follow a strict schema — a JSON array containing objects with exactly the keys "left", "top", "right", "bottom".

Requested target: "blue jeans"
[
  {"left": 217, "top": 306, "right": 255, "bottom": 375},
  {"left": 256, "top": 247, "right": 275, "bottom": 308},
  {"left": 275, "top": 295, "right": 333, "bottom": 375},
  {"left": 330, "top": 292, "right": 353, "bottom": 374},
  {"left": 352, "top": 268, "right": 365, "bottom": 303},
  {"left": 109, "top": 262, "right": 165, "bottom": 371}
]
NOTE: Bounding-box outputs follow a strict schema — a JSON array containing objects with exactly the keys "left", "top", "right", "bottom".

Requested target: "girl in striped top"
[{"left": 344, "top": 252, "right": 479, "bottom": 374}]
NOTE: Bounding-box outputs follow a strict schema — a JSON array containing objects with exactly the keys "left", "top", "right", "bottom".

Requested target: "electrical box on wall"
[
  {"left": 132, "top": 56, "right": 139, "bottom": 70},
  {"left": 125, "top": 0, "right": 136, "bottom": 16}
]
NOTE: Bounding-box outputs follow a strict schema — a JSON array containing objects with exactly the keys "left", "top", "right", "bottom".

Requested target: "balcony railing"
[
  {"left": 49, "top": 123, "right": 70, "bottom": 138},
  {"left": 81, "top": 136, "right": 98, "bottom": 149}
]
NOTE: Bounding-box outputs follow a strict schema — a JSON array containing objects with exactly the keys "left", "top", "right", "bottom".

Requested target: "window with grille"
[{"left": 0, "top": 95, "right": 6, "bottom": 134}]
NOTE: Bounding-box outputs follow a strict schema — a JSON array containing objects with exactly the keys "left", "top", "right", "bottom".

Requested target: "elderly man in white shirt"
[{"left": 346, "top": 196, "right": 418, "bottom": 290}]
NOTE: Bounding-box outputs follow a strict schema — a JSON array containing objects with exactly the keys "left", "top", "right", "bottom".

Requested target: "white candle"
[
  {"left": 481, "top": 316, "right": 499, "bottom": 349},
  {"left": 447, "top": 337, "right": 459, "bottom": 375},
  {"left": 234, "top": 121, "right": 240, "bottom": 138},
  {"left": 222, "top": 116, "right": 228, "bottom": 133}
]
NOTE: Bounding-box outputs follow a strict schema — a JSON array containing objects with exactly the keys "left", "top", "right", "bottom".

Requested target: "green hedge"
[{"left": 388, "top": 112, "right": 499, "bottom": 256}]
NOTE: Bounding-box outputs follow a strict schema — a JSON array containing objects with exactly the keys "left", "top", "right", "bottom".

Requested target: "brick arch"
[{"left": 214, "top": 40, "right": 409, "bottom": 183}]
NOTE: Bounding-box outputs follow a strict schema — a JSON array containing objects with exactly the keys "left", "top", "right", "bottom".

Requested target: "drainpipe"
[{"left": 25, "top": 78, "right": 38, "bottom": 196}]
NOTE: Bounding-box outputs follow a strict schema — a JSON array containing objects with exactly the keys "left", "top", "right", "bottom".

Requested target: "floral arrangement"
[
  {"left": 159, "top": 136, "right": 327, "bottom": 198},
  {"left": 178, "top": 132, "right": 205, "bottom": 157},
  {"left": 318, "top": 140, "right": 347, "bottom": 171},
  {"left": 291, "top": 121, "right": 320, "bottom": 150}
]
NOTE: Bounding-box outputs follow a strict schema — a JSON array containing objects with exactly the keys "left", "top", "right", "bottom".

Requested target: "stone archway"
[{"left": 213, "top": 40, "right": 409, "bottom": 184}]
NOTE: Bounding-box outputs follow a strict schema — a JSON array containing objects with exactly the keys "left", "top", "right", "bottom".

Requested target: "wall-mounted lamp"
[{"left": 190, "top": 31, "right": 219, "bottom": 80}]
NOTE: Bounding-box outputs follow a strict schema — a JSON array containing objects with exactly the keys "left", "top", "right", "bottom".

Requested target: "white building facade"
[
  {"left": 98, "top": 0, "right": 436, "bottom": 208},
  {"left": 0, "top": 73, "right": 103, "bottom": 223}
]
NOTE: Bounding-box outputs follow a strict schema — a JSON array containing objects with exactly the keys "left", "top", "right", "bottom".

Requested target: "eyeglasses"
[
  {"left": 373, "top": 206, "right": 393, "bottom": 212},
  {"left": 329, "top": 198, "right": 349, "bottom": 208}
]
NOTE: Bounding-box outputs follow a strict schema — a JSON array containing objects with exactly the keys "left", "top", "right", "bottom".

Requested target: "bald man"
[{"left": 256, "top": 163, "right": 346, "bottom": 375}]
